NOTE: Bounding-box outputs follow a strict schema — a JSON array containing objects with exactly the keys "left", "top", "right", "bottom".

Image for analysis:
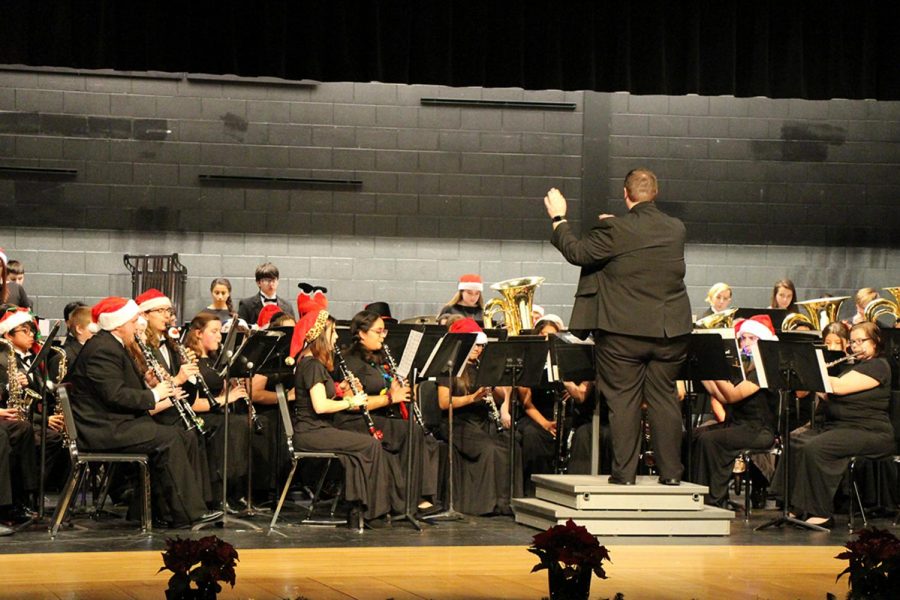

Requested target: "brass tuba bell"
[
  {"left": 863, "top": 287, "right": 900, "bottom": 326},
  {"left": 482, "top": 276, "right": 545, "bottom": 335},
  {"left": 693, "top": 307, "right": 738, "bottom": 330},
  {"left": 782, "top": 296, "right": 850, "bottom": 331}
]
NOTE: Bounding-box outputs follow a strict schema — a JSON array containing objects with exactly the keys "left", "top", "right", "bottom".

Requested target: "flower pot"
[{"left": 548, "top": 567, "right": 592, "bottom": 600}]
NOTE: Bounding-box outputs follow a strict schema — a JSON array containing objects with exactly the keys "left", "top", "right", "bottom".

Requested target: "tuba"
[
  {"left": 864, "top": 287, "right": 900, "bottom": 326},
  {"left": 482, "top": 276, "right": 545, "bottom": 335},
  {"left": 693, "top": 307, "right": 738, "bottom": 330},
  {"left": 782, "top": 296, "right": 850, "bottom": 331}
]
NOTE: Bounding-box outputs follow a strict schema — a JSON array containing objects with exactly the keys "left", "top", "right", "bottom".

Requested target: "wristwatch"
[{"left": 551, "top": 215, "right": 566, "bottom": 223}]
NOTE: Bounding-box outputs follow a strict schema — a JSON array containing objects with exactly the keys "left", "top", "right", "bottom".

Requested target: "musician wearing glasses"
[
  {"left": 773, "top": 322, "right": 894, "bottom": 528},
  {"left": 238, "top": 262, "right": 295, "bottom": 325},
  {"left": 337, "top": 310, "right": 440, "bottom": 512},
  {"left": 545, "top": 169, "right": 692, "bottom": 486}
]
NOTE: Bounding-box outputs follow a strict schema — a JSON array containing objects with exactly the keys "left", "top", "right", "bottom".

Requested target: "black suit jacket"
[
  {"left": 68, "top": 330, "right": 158, "bottom": 450},
  {"left": 237, "top": 294, "right": 295, "bottom": 325},
  {"left": 551, "top": 201, "right": 692, "bottom": 338}
]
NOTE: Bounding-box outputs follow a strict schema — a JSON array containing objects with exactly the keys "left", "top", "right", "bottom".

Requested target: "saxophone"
[
  {"left": 1, "top": 338, "right": 40, "bottom": 421},
  {"left": 48, "top": 346, "right": 69, "bottom": 444}
]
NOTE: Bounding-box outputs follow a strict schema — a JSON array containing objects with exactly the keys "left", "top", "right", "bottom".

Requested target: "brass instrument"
[
  {"left": 863, "top": 287, "right": 900, "bottom": 326},
  {"left": 1, "top": 338, "right": 40, "bottom": 421},
  {"left": 782, "top": 296, "right": 850, "bottom": 331},
  {"left": 47, "top": 346, "right": 69, "bottom": 444},
  {"left": 135, "top": 335, "right": 207, "bottom": 435},
  {"left": 693, "top": 308, "right": 738, "bottom": 330},
  {"left": 482, "top": 276, "right": 545, "bottom": 335}
]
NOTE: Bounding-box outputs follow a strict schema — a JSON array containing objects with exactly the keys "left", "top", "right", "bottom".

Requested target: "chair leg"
[
  {"left": 743, "top": 453, "right": 752, "bottom": 523},
  {"left": 91, "top": 462, "right": 117, "bottom": 519},
  {"left": 307, "top": 457, "right": 333, "bottom": 520},
  {"left": 139, "top": 461, "right": 152, "bottom": 534},
  {"left": 268, "top": 459, "right": 298, "bottom": 534},
  {"left": 49, "top": 462, "right": 86, "bottom": 540}
]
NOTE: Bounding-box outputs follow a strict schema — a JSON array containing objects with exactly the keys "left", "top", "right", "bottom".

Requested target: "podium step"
[
  {"left": 532, "top": 474, "right": 707, "bottom": 511},
  {"left": 513, "top": 497, "right": 733, "bottom": 537}
]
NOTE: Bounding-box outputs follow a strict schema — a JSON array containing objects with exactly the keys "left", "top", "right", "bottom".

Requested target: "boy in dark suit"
[{"left": 237, "top": 262, "right": 295, "bottom": 325}]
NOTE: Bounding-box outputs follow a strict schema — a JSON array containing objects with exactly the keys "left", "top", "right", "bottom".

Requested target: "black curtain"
[{"left": 0, "top": 0, "right": 897, "bottom": 100}]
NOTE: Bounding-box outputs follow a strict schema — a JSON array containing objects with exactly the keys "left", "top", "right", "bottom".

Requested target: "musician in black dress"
[
  {"left": 289, "top": 304, "right": 398, "bottom": 522},
  {"left": 205, "top": 278, "right": 238, "bottom": 324},
  {"left": 696, "top": 315, "right": 778, "bottom": 508},
  {"left": 437, "top": 274, "right": 485, "bottom": 323},
  {"left": 437, "top": 318, "right": 519, "bottom": 515},
  {"left": 185, "top": 311, "right": 252, "bottom": 505},
  {"left": 338, "top": 310, "right": 439, "bottom": 511},
  {"left": 773, "top": 321, "right": 895, "bottom": 527}
]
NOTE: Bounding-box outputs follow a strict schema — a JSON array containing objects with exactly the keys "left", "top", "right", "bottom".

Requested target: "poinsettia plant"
[
  {"left": 159, "top": 535, "right": 238, "bottom": 599},
  {"left": 835, "top": 527, "right": 900, "bottom": 599},
  {"left": 529, "top": 518, "right": 611, "bottom": 579}
]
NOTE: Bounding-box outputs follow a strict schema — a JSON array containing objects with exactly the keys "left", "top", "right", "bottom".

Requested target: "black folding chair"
[{"left": 49, "top": 386, "right": 152, "bottom": 539}]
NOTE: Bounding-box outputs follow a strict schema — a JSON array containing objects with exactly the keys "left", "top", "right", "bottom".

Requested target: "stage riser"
[
  {"left": 514, "top": 509, "right": 732, "bottom": 536},
  {"left": 535, "top": 487, "right": 704, "bottom": 511}
]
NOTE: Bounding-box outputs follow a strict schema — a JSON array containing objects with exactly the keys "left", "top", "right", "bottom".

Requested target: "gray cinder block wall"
[{"left": 0, "top": 69, "right": 898, "bottom": 325}]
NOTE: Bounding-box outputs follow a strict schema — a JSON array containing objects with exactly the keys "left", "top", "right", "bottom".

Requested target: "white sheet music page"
[
  {"left": 815, "top": 348, "right": 834, "bottom": 393},
  {"left": 398, "top": 330, "right": 422, "bottom": 380}
]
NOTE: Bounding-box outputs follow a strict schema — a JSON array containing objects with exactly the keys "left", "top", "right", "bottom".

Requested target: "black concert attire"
[
  {"left": 204, "top": 308, "right": 233, "bottom": 323},
  {"left": 438, "top": 303, "right": 483, "bottom": 323},
  {"left": 0, "top": 349, "right": 39, "bottom": 510},
  {"left": 772, "top": 357, "right": 894, "bottom": 518},
  {"left": 249, "top": 372, "right": 293, "bottom": 501},
  {"left": 552, "top": 201, "right": 692, "bottom": 483},
  {"left": 238, "top": 294, "right": 295, "bottom": 326},
  {"left": 691, "top": 362, "right": 777, "bottom": 506},
  {"left": 566, "top": 391, "right": 613, "bottom": 476},
  {"left": 49, "top": 334, "right": 82, "bottom": 383},
  {"left": 338, "top": 349, "right": 440, "bottom": 506},
  {"left": 68, "top": 330, "right": 209, "bottom": 525},
  {"left": 520, "top": 387, "right": 556, "bottom": 494},
  {"left": 437, "top": 360, "right": 521, "bottom": 515},
  {"left": 292, "top": 355, "right": 396, "bottom": 520},
  {"left": 4, "top": 282, "right": 32, "bottom": 310}
]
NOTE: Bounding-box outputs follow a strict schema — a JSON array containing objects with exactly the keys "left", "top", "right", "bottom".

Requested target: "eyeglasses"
[
  {"left": 368, "top": 328, "right": 387, "bottom": 337},
  {"left": 850, "top": 338, "right": 872, "bottom": 345},
  {"left": 10, "top": 326, "right": 34, "bottom": 336},
  {"left": 149, "top": 308, "right": 175, "bottom": 315}
]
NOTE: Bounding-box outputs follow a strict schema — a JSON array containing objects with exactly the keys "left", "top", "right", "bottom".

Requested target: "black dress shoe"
[
  {"left": 607, "top": 476, "right": 636, "bottom": 485},
  {"left": 658, "top": 477, "right": 681, "bottom": 486}
]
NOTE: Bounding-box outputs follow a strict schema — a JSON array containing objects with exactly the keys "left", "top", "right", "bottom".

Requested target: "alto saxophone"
[
  {"left": 1, "top": 338, "right": 40, "bottom": 421},
  {"left": 48, "top": 346, "right": 69, "bottom": 444}
]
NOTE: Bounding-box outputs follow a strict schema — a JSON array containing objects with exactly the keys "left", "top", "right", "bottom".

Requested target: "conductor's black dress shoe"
[
  {"left": 658, "top": 477, "right": 681, "bottom": 486},
  {"left": 607, "top": 476, "right": 635, "bottom": 485}
]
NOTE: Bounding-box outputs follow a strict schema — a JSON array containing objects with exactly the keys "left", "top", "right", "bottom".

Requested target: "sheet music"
[
  {"left": 815, "top": 348, "right": 833, "bottom": 394},
  {"left": 398, "top": 330, "right": 422, "bottom": 379},
  {"left": 421, "top": 335, "right": 443, "bottom": 380}
]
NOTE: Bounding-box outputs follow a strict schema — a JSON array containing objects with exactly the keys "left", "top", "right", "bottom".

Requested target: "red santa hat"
[
  {"left": 289, "top": 309, "right": 330, "bottom": 358},
  {"left": 297, "top": 290, "right": 328, "bottom": 319},
  {"left": 734, "top": 315, "right": 778, "bottom": 341},
  {"left": 256, "top": 304, "right": 282, "bottom": 329},
  {"left": 449, "top": 317, "right": 488, "bottom": 345},
  {"left": 458, "top": 274, "right": 483, "bottom": 292},
  {"left": 0, "top": 307, "right": 34, "bottom": 336},
  {"left": 92, "top": 297, "right": 140, "bottom": 331},
  {"left": 135, "top": 288, "right": 171, "bottom": 313}
]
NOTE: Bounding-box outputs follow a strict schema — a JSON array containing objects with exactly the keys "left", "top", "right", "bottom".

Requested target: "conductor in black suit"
[
  {"left": 68, "top": 297, "right": 221, "bottom": 526},
  {"left": 545, "top": 169, "right": 692, "bottom": 485},
  {"left": 237, "top": 262, "right": 296, "bottom": 326}
]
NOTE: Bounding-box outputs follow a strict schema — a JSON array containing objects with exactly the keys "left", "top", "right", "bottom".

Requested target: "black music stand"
[
  {"left": 753, "top": 340, "right": 831, "bottom": 532},
  {"left": 677, "top": 333, "right": 737, "bottom": 481},
  {"left": 476, "top": 338, "right": 546, "bottom": 500},
  {"left": 193, "top": 329, "right": 282, "bottom": 532},
  {"left": 420, "top": 332, "right": 477, "bottom": 522}
]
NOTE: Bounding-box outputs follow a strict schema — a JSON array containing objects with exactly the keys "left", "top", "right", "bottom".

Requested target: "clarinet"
[
  {"left": 553, "top": 387, "right": 574, "bottom": 474},
  {"left": 135, "top": 336, "right": 206, "bottom": 436},
  {"left": 381, "top": 344, "right": 424, "bottom": 428},
  {"left": 483, "top": 387, "right": 504, "bottom": 433},
  {"left": 334, "top": 347, "right": 383, "bottom": 440}
]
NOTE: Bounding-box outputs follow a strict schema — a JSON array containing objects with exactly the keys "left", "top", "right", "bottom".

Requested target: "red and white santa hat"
[
  {"left": 92, "top": 297, "right": 139, "bottom": 331},
  {"left": 256, "top": 303, "right": 282, "bottom": 329},
  {"left": 734, "top": 314, "right": 778, "bottom": 341},
  {"left": 0, "top": 248, "right": 7, "bottom": 267},
  {"left": 458, "top": 274, "right": 483, "bottom": 292},
  {"left": 449, "top": 317, "right": 488, "bottom": 345},
  {"left": 0, "top": 307, "right": 34, "bottom": 336},
  {"left": 135, "top": 288, "right": 171, "bottom": 313}
]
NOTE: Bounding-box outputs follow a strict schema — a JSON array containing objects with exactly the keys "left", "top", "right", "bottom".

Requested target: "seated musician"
[
  {"left": 769, "top": 278, "right": 799, "bottom": 313},
  {"left": 0, "top": 308, "right": 40, "bottom": 527},
  {"left": 773, "top": 322, "right": 895, "bottom": 528},
  {"left": 700, "top": 282, "right": 733, "bottom": 318},
  {"left": 437, "top": 274, "right": 485, "bottom": 324},
  {"left": 68, "top": 297, "right": 220, "bottom": 527},
  {"left": 338, "top": 309, "right": 440, "bottom": 513},
  {"left": 289, "top": 298, "right": 401, "bottom": 525},
  {"left": 436, "top": 318, "right": 520, "bottom": 515},
  {"left": 851, "top": 287, "right": 878, "bottom": 325},
  {"left": 697, "top": 315, "right": 778, "bottom": 509}
]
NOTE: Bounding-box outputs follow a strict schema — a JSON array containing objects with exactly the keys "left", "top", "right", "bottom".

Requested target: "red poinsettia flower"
[{"left": 528, "top": 519, "right": 611, "bottom": 579}]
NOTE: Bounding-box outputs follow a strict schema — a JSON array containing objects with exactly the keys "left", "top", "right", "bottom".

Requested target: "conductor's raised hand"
[{"left": 544, "top": 188, "right": 567, "bottom": 219}]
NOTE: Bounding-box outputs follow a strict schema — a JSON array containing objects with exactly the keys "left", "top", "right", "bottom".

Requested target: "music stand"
[
  {"left": 476, "top": 338, "right": 546, "bottom": 500},
  {"left": 193, "top": 329, "right": 282, "bottom": 532},
  {"left": 420, "top": 332, "right": 477, "bottom": 522},
  {"left": 753, "top": 340, "right": 831, "bottom": 532},
  {"left": 677, "top": 333, "right": 737, "bottom": 480},
  {"left": 547, "top": 333, "right": 597, "bottom": 473}
]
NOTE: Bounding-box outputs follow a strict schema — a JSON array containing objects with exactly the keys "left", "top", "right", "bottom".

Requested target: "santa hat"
[
  {"left": 536, "top": 314, "right": 565, "bottom": 331},
  {"left": 458, "top": 274, "right": 483, "bottom": 292},
  {"left": 0, "top": 248, "right": 7, "bottom": 267},
  {"left": 297, "top": 290, "right": 328, "bottom": 319},
  {"left": 289, "top": 309, "right": 330, "bottom": 358},
  {"left": 256, "top": 304, "right": 282, "bottom": 329},
  {"left": 135, "top": 288, "right": 171, "bottom": 313},
  {"left": 449, "top": 317, "right": 488, "bottom": 345},
  {"left": 734, "top": 315, "right": 778, "bottom": 341},
  {"left": 92, "top": 297, "right": 140, "bottom": 331},
  {"left": 0, "top": 307, "right": 34, "bottom": 336},
  {"left": 532, "top": 304, "right": 546, "bottom": 318}
]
